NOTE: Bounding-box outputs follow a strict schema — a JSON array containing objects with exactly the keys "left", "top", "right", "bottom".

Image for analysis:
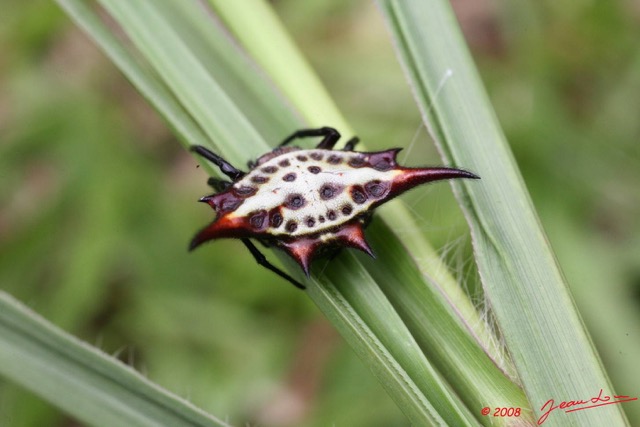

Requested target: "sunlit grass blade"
[
  {"left": 379, "top": 0, "right": 629, "bottom": 425},
  {"left": 362, "top": 220, "right": 529, "bottom": 404},
  {"left": 50, "top": 0, "right": 559, "bottom": 424},
  {"left": 208, "top": 0, "right": 493, "bottom": 353},
  {"left": 208, "top": 0, "right": 352, "bottom": 136},
  {"left": 310, "top": 264, "right": 478, "bottom": 426},
  {"left": 56, "top": 0, "right": 211, "bottom": 150},
  {"left": 150, "top": 0, "right": 303, "bottom": 143},
  {"left": 211, "top": 1, "right": 531, "bottom": 424},
  {"left": 56, "top": 0, "right": 478, "bottom": 424},
  {"left": 97, "top": 0, "right": 264, "bottom": 165},
  {"left": 0, "top": 292, "right": 230, "bottom": 427}
]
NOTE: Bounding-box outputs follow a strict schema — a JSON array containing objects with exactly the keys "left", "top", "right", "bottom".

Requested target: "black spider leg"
[
  {"left": 190, "top": 145, "right": 245, "bottom": 181},
  {"left": 207, "top": 177, "right": 232, "bottom": 192},
  {"left": 278, "top": 127, "right": 342, "bottom": 150},
  {"left": 189, "top": 147, "right": 301, "bottom": 288},
  {"left": 241, "top": 239, "right": 306, "bottom": 290},
  {"left": 343, "top": 137, "right": 360, "bottom": 151}
]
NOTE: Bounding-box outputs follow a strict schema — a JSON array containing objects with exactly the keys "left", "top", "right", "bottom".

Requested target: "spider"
[{"left": 190, "top": 127, "right": 478, "bottom": 289}]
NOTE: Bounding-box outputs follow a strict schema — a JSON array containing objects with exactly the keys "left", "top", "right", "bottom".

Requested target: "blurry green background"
[{"left": 1, "top": 0, "right": 639, "bottom": 426}]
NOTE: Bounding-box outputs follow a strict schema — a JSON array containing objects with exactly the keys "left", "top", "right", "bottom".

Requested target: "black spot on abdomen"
[
  {"left": 365, "top": 180, "right": 389, "bottom": 198},
  {"left": 269, "top": 209, "right": 283, "bottom": 228},
  {"left": 350, "top": 186, "right": 367, "bottom": 204},
  {"left": 319, "top": 183, "right": 343, "bottom": 200},
  {"left": 261, "top": 166, "right": 278, "bottom": 174},
  {"left": 251, "top": 176, "right": 269, "bottom": 184},
  {"left": 282, "top": 173, "right": 296, "bottom": 182},
  {"left": 234, "top": 186, "right": 257, "bottom": 197},
  {"left": 248, "top": 210, "right": 267, "bottom": 230},
  {"left": 327, "top": 155, "right": 342, "bottom": 165},
  {"left": 285, "top": 193, "right": 306, "bottom": 209},
  {"left": 285, "top": 220, "right": 298, "bottom": 233}
]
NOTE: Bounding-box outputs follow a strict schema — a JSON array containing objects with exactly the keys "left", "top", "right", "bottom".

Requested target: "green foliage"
[{"left": 0, "top": 294, "right": 231, "bottom": 427}]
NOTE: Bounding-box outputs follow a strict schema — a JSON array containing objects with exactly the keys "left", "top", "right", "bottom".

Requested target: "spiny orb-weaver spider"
[{"left": 190, "top": 127, "right": 479, "bottom": 289}]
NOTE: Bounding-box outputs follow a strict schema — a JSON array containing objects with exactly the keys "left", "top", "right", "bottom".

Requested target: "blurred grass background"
[{"left": 1, "top": 0, "right": 638, "bottom": 426}]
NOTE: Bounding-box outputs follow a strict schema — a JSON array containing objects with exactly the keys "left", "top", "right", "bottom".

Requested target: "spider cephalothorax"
[{"left": 190, "top": 127, "right": 478, "bottom": 289}]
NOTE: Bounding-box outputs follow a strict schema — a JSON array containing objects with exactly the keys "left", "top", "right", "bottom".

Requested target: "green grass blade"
[
  {"left": 55, "top": 1, "right": 477, "bottom": 424},
  {"left": 0, "top": 292, "right": 230, "bottom": 427},
  {"left": 150, "top": 0, "right": 303, "bottom": 142},
  {"left": 98, "top": 0, "right": 265, "bottom": 163},
  {"left": 211, "top": 1, "right": 531, "bottom": 424},
  {"left": 55, "top": 0, "right": 211, "bottom": 150},
  {"left": 96, "top": 0, "right": 475, "bottom": 422},
  {"left": 208, "top": 0, "right": 352, "bottom": 136},
  {"left": 50, "top": 0, "right": 561, "bottom": 424},
  {"left": 309, "top": 264, "right": 477, "bottom": 426},
  {"left": 208, "top": 1, "right": 495, "bottom": 359},
  {"left": 362, "top": 220, "right": 529, "bottom": 404},
  {"left": 379, "top": 0, "right": 629, "bottom": 425}
]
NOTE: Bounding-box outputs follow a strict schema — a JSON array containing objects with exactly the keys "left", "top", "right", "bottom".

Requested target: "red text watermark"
[{"left": 537, "top": 389, "right": 637, "bottom": 425}]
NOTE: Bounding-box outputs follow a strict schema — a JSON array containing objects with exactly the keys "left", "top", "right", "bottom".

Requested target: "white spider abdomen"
[{"left": 229, "top": 149, "right": 398, "bottom": 237}]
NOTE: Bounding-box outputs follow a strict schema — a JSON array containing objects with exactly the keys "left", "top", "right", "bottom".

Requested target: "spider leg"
[
  {"left": 207, "top": 177, "right": 232, "bottom": 192},
  {"left": 256, "top": 237, "right": 272, "bottom": 248},
  {"left": 241, "top": 238, "right": 306, "bottom": 290},
  {"left": 328, "top": 248, "right": 343, "bottom": 260},
  {"left": 343, "top": 137, "right": 360, "bottom": 151},
  {"left": 278, "top": 127, "right": 341, "bottom": 150},
  {"left": 191, "top": 145, "right": 245, "bottom": 181}
]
